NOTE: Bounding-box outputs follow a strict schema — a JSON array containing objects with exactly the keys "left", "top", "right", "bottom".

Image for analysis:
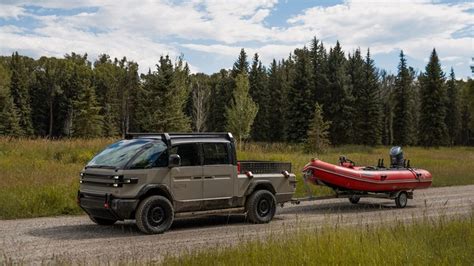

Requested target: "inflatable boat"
[
  {"left": 303, "top": 158, "right": 432, "bottom": 192},
  {"left": 299, "top": 147, "right": 432, "bottom": 208}
]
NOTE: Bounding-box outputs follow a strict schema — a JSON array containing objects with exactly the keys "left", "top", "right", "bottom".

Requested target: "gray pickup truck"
[{"left": 78, "top": 133, "right": 296, "bottom": 234}]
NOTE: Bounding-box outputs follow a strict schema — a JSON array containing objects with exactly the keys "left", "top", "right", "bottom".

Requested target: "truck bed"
[{"left": 238, "top": 161, "right": 292, "bottom": 174}]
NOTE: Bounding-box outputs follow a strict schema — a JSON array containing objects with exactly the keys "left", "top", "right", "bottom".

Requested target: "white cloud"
[
  {"left": 0, "top": 4, "right": 25, "bottom": 18},
  {"left": 0, "top": 0, "right": 472, "bottom": 76},
  {"left": 181, "top": 43, "right": 303, "bottom": 66}
]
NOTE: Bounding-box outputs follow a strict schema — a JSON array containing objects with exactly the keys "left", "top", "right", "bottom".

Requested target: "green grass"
[
  {"left": 162, "top": 214, "right": 474, "bottom": 266},
  {"left": 0, "top": 138, "right": 473, "bottom": 219}
]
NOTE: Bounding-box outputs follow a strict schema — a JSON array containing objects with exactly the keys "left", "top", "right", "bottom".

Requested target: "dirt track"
[{"left": 1, "top": 185, "right": 473, "bottom": 264}]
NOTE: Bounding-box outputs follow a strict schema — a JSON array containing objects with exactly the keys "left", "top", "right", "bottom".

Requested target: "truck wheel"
[
  {"left": 395, "top": 191, "right": 408, "bottom": 208},
  {"left": 349, "top": 195, "right": 360, "bottom": 204},
  {"left": 246, "top": 190, "right": 276, "bottom": 224},
  {"left": 136, "top": 195, "right": 174, "bottom": 234},
  {"left": 89, "top": 216, "right": 117, "bottom": 225}
]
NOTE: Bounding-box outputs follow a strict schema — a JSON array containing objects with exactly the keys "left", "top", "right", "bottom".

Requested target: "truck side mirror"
[{"left": 169, "top": 154, "right": 181, "bottom": 168}]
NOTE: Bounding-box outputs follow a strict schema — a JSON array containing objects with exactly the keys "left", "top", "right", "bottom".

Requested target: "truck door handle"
[
  {"left": 204, "top": 176, "right": 213, "bottom": 179},
  {"left": 192, "top": 176, "right": 202, "bottom": 180}
]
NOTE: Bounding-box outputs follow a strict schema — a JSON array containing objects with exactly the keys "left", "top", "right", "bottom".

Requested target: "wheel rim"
[
  {"left": 399, "top": 193, "right": 407, "bottom": 206},
  {"left": 148, "top": 206, "right": 165, "bottom": 226},
  {"left": 257, "top": 198, "right": 270, "bottom": 216}
]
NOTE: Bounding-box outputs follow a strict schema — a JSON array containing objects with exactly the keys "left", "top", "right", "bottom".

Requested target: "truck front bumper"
[{"left": 78, "top": 191, "right": 138, "bottom": 220}]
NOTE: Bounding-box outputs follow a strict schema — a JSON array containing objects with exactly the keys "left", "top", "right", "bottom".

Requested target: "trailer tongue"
[{"left": 293, "top": 147, "right": 432, "bottom": 208}]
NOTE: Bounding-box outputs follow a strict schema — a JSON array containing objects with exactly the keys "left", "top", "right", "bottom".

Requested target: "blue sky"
[{"left": 0, "top": 0, "right": 472, "bottom": 78}]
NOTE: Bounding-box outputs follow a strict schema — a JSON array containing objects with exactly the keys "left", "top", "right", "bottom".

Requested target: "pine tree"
[
  {"left": 226, "top": 73, "right": 258, "bottom": 144},
  {"left": 139, "top": 56, "right": 191, "bottom": 132},
  {"left": 359, "top": 50, "right": 382, "bottom": 145},
  {"left": 287, "top": 47, "right": 314, "bottom": 142},
  {"left": 305, "top": 103, "right": 331, "bottom": 153},
  {"left": 9, "top": 52, "right": 33, "bottom": 135},
  {"left": 0, "top": 64, "right": 23, "bottom": 136},
  {"left": 419, "top": 49, "right": 449, "bottom": 146},
  {"left": 121, "top": 61, "right": 140, "bottom": 135},
  {"left": 392, "top": 51, "right": 415, "bottom": 146},
  {"left": 445, "top": 68, "right": 461, "bottom": 145},
  {"left": 280, "top": 57, "right": 295, "bottom": 142},
  {"left": 325, "top": 42, "right": 354, "bottom": 145},
  {"left": 35, "top": 57, "right": 66, "bottom": 137},
  {"left": 380, "top": 70, "right": 396, "bottom": 145},
  {"left": 232, "top": 49, "right": 249, "bottom": 78},
  {"left": 207, "top": 69, "right": 233, "bottom": 132},
  {"left": 347, "top": 49, "right": 365, "bottom": 142},
  {"left": 310, "top": 37, "right": 328, "bottom": 105},
  {"left": 267, "top": 60, "right": 286, "bottom": 141},
  {"left": 72, "top": 86, "right": 103, "bottom": 138},
  {"left": 93, "top": 54, "right": 120, "bottom": 136},
  {"left": 249, "top": 53, "right": 269, "bottom": 140},
  {"left": 61, "top": 53, "right": 95, "bottom": 137},
  {"left": 459, "top": 79, "right": 473, "bottom": 145}
]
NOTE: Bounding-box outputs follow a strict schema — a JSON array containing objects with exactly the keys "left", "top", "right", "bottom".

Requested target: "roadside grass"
[
  {"left": 0, "top": 137, "right": 473, "bottom": 219},
  {"left": 162, "top": 214, "right": 474, "bottom": 266},
  {"left": 0, "top": 138, "right": 112, "bottom": 219}
]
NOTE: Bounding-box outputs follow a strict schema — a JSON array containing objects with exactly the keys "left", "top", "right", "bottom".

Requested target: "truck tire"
[
  {"left": 246, "top": 190, "right": 277, "bottom": 224},
  {"left": 89, "top": 216, "right": 117, "bottom": 225},
  {"left": 136, "top": 195, "right": 174, "bottom": 234}
]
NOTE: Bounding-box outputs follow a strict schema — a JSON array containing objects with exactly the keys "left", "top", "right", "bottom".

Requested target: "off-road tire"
[
  {"left": 349, "top": 195, "right": 361, "bottom": 204},
  {"left": 395, "top": 191, "right": 408, "bottom": 208},
  {"left": 136, "top": 195, "right": 174, "bottom": 234},
  {"left": 89, "top": 216, "right": 117, "bottom": 225},
  {"left": 246, "top": 190, "right": 277, "bottom": 224}
]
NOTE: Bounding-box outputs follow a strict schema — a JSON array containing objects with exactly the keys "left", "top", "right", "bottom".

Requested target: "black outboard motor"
[{"left": 390, "top": 146, "right": 404, "bottom": 168}]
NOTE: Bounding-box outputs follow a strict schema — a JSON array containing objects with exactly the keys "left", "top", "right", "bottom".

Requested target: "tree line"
[{"left": 0, "top": 37, "right": 473, "bottom": 147}]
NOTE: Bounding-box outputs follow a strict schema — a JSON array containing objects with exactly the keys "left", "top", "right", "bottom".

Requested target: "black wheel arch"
[
  {"left": 245, "top": 180, "right": 276, "bottom": 196},
  {"left": 137, "top": 184, "right": 174, "bottom": 204}
]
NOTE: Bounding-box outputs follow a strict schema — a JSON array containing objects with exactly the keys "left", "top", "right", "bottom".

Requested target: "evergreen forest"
[{"left": 1, "top": 37, "right": 473, "bottom": 147}]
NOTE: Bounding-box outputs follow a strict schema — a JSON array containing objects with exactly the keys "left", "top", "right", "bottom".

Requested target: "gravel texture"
[{"left": 1, "top": 185, "right": 473, "bottom": 264}]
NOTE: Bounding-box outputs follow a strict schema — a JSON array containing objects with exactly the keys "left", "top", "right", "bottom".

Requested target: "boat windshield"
[{"left": 86, "top": 139, "right": 166, "bottom": 169}]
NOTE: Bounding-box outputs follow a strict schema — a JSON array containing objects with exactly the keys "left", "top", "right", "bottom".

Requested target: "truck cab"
[{"left": 78, "top": 133, "right": 296, "bottom": 234}]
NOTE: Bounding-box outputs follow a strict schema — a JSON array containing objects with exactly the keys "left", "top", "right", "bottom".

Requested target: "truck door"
[
  {"left": 202, "top": 142, "right": 235, "bottom": 209},
  {"left": 169, "top": 143, "right": 203, "bottom": 212}
]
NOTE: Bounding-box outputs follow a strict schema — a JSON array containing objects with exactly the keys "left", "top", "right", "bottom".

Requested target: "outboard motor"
[{"left": 390, "top": 146, "right": 404, "bottom": 168}]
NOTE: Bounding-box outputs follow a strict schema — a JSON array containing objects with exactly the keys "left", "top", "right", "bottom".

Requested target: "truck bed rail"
[{"left": 239, "top": 161, "right": 292, "bottom": 174}]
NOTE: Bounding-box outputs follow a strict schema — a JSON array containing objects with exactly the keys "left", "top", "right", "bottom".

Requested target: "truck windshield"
[{"left": 86, "top": 139, "right": 166, "bottom": 169}]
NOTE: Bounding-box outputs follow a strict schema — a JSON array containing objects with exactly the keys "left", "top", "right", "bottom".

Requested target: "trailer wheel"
[
  {"left": 89, "top": 216, "right": 117, "bottom": 225},
  {"left": 136, "top": 195, "right": 174, "bottom": 234},
  {"left": 246, "top": 190, "right": 276, "bottom": 224},
  {"left": 349, "top": 195, "right": 360, "bottom": 204},
  {"left": 395, "top": 191, "right": 408, "bottom": 208}
]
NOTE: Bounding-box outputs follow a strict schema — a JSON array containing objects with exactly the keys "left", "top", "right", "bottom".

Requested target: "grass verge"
[{"left": 162, "top": 214, "right": 474, "bottom": 265}]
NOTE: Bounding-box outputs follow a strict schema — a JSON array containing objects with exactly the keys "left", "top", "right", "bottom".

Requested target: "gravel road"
[{"left": 1, "top": 185, "right": 473, "bottom": 264}]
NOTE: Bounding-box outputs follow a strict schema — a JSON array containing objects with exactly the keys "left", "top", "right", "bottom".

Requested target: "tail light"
[{"left": 237, "top": 162, "right": 241, "bottom": 173}]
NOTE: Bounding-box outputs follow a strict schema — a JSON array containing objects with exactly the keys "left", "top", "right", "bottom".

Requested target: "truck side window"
[
  {"left": 170, "top": 144, "right": 200, "bottom": 166},
  {"left": 202, "top": 143, "right": 230, "bottom": 165},
  {"left": 128, "top": 142, "right": 168, "bottom": 169}
]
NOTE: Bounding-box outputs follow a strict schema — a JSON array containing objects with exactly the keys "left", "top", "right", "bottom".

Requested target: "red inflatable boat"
[
  {"left": 299, "top": 148, "right": 432, "bottom": 208},
  {"left": 303, "top": 158, "right": 432, "bottom": 192}
]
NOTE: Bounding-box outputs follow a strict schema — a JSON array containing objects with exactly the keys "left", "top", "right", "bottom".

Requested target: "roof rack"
[{"left": 125, "top": 132, "right": 234, "bottom": 146}]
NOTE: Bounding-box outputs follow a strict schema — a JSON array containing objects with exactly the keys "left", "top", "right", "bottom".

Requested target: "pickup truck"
[{"left": 78, "top": 133, "right": 296, "bottom": 234}]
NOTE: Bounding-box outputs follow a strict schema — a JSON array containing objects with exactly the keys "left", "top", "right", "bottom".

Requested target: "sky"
[{"left": 0, "top": 0, "right": 472, "bottom": 78}]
